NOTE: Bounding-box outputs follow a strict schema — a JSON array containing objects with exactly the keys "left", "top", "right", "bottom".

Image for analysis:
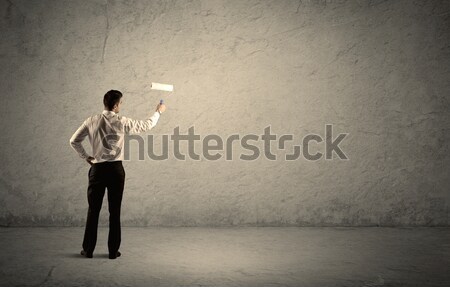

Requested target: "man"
[{"left": 69, "top": 90, "right": 166, "bottom": 259}]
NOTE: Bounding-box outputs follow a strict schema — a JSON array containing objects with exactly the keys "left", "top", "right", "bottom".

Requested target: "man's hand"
[
  {"left": 86, "top": 156, "right": 95, "bottom": 166},
  {"left": 156, "top": 103, "right": 166, "bottom": 114}
]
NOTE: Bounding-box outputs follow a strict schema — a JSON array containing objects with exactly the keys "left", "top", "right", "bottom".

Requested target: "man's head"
[{"left": 104, "top": 90, "right": 123, "bottom": 113}]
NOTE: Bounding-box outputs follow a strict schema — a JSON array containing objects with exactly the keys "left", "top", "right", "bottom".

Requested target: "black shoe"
[
  {"left": 80, "top": 250, "right": 93, "bottom": 258},
  {"left": 109, "top": 251, "right": 121, "bottom": 259}
]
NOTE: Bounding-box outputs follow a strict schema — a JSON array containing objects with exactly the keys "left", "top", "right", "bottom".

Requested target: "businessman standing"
[{"left": 69, "top": 90, "right": 166, "bottom": 259}]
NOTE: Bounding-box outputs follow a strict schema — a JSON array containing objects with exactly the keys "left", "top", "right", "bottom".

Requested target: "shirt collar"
[{"left": 102, "top": 110, "right": 116, "bottom": 116}]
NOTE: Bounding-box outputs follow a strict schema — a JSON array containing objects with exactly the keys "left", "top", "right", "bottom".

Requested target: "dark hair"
[{"left": 103, "top": 90, "right": 122, "bottom": 110}]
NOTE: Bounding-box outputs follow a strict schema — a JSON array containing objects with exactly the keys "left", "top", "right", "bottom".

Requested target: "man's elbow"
[{"left": 69, "top": 137, "right": 77, "bottom": 148}]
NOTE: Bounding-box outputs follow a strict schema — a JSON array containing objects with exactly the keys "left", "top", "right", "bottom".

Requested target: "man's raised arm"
[{"left": 123, "top": 103, "right": 166, "bottom": 134}]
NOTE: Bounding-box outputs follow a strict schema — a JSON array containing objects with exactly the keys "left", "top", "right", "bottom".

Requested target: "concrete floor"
[{"left": 0, "top": 227, "right": 448, "bottom": 287}]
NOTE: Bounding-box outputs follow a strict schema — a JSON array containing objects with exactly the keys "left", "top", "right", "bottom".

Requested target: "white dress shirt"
[{"left": 70, "top": 110, "right": 161, "bottom": 163}]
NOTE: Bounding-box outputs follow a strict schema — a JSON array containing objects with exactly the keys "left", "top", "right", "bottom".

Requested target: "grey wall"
[{"left": 1, "top": 0, "right": 449, "bottom": 226}]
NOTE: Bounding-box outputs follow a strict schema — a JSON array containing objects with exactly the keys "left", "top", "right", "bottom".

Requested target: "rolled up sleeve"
[{"left": 122, "top": 112, "right": 160, "bottom": 134}]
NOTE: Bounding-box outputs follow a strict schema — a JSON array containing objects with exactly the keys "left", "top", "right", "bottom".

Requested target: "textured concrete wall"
[{"left": 0, "top": 0, "right": 449, "bottom": 226}]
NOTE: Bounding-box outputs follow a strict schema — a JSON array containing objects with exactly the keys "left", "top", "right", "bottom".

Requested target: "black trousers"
[{"left": 82, "top": 161, "right": 125, "bottom": 255}]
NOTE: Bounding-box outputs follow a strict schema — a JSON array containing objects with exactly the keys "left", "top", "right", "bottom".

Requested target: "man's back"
[{"left": 70, "top": 110, "right": 160, "bottom": 164}]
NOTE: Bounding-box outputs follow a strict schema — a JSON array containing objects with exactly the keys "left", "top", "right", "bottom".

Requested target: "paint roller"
[{"left": 150, "top": 82, "right": 173, "bottom": 106}]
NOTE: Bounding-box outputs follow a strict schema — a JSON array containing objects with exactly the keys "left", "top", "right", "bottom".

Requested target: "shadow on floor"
[{"left": 61, "top": 253, "right": 110, "bottom": 259}]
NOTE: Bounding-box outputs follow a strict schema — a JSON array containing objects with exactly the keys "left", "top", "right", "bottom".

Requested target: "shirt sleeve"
[
  {"left": 69, "top": 120, "right": 90, "bottom": 160},
  {"left": 122, "top": 111, "right": 161, "bottom": 134}
]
